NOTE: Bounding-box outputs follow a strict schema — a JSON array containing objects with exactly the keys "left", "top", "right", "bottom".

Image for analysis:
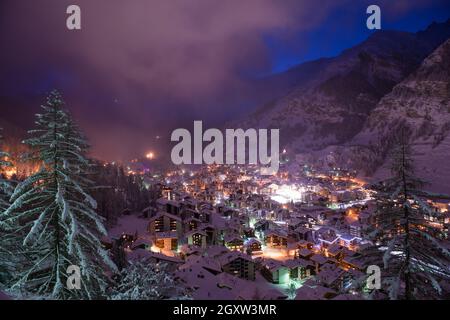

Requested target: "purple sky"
[{"left": 0, "top": 0, "right": 449, "bottom": 161}]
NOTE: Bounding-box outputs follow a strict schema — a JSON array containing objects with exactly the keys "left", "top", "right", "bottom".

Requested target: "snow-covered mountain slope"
[
  {"left": 236, "top": 20, "right": 450, "bottom": 152},
  {"left": 348, "top": 38, "right": 450, "bottom": 194}
]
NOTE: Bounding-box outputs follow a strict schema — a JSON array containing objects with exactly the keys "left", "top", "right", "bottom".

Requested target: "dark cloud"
[{"left": 0, "top": 0, "right": 447, "bottom": 160}]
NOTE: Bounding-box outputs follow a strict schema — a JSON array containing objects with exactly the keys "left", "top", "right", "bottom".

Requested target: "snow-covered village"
[{"left": 1, "top": 1, "right": 450, "bottom": 305}]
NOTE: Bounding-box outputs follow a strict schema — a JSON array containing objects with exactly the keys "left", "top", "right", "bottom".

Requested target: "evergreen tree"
[
  {"left": 0, "top": 128, "right": 13, "bottom": 211},
  {"left": 361, "top": 129, "right": 450, "bottom": 299},
  {"left": 110, "top": 240, "right": 127, "bottom": 271},
  {"left": 0, "top": 91, "right": 117, "bottom": 299},
  {"left": 0, "top": 128, "right": 14, "bottom": 286},
  {"left": 109, "top": 260, "right": 191, "bottom": 300}
]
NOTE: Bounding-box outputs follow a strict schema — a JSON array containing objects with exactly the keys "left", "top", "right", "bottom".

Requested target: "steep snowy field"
[{"left": 352, "top": 38, "right": 450, "bottom": 194}]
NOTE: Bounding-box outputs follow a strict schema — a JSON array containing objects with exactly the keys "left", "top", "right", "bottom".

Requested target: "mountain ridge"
[
  {"left": 235, "top": 19, "right": 450, "bottom": 151},
  {"left": 232, "top": 19, "right": 450, "bottom": 193}
]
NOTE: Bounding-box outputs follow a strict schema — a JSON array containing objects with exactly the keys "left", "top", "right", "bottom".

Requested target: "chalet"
[
  {"left": 148, "top": 212, "right": 183, "bottom": 236},
  {"left": 358, "top": 210, "right": 373, "bottom": 227},
  {"left": 297, "top": 239, "right": 314, "bottom": 250},
  {"left": 291, "top": 226, "right": 313, "bottom": 242},
  {"left": 182, "top": 208, "right": 200, "bottom": 221},
  {"left": 429, "top": 198, "right": 450, "bottom": 214},
  {"left": 338, "top": 234, "right": 362, "bottom": 250},
  {"left": 186, "top": 230, "right": 207, "bottom": 248},
  {"left": 161, "top": 186, "right": 175, "bottom": 200},
  {"left": 349, "top": 221, "right": 363, "bottom": 238},
  {"left": 284, "top": 259, "right": 314, "bottom": 280},
  {"left": 261, "top": 259, "right": 290, "bottom": 284},
  {"left": 224, "top": 234, "right": 244, "bottom": 251},
  {"left": 243, "top": 227, "right": 255, "bottom": 238},
  {"left": 310, "top": 253, "right": 328, "bottom": 273},
  {"left": 153, "top": 231, "right": 178, "bottom": 251},
  {"left": 317, "top": 227, "right": 339, "bottom": 249},
  {"left": 184, "top": 217, "right": 202, "bottom": 231},
  {"left": 178, "top": 244, "right": 201, "bottom": 259},
  {"left": 220, "top": 207, "right": 238, "bottom": 218},
  {"left": 325, "top": 243, "right": 344, "bottom": 261},
  {"left": 146, "top": 251, "right": 183, "bottom": 267},
  {"left": 316, "top": 264, "right": 345, "bottom": 291},
  {"left": 182, "top": 196, "right": 199, "bottom": 211},
  {"left": 219, "top": 252, "right": 256, "bottom": 281},
  {"left": 341, "top": 255, "right": 364, "bottom": 271},
  {"left": 199, "top": 224, "right": 217, "bottom": 245},
  {"left": 180, "top": 255, "right": 222, "bottom": 276},
  {"left": 288, "top": 217, "right": 310, "bottom": 231},
  {"left": 342, "top": 268, "right": 365, "bottom": 291},
  {"left": 265, "top": 230, "right": 288, "bottom": 249},
  {"left": 156, "top": 198, "right": 182, "bottom": 216},
  {"left": 296, "top": 247, "right": 314, "bottom": 260},
  {"left": 199, "top": 209, "right": 212, "bottom": 223},
  {"left": 254, "top": 220, "right": 270, "bottom": 233},
  {"left": 244, "top": 238, "right": 262, "bottom": 254},
  {"left": 203, "top": 245, "right": 230, "bottom": 259}
]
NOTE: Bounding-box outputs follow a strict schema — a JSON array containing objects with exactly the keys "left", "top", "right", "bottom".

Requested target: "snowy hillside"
[
  {"left": 237, "top": 20, "right": 450, "bottom": 152},
  {"left": 350, "top": 38, "right": 450, "bottom": 193}
]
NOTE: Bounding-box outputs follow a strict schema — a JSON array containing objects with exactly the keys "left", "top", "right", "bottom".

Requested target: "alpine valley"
[{"left": 234, "top": 19, "right": 450, "bottom": 194}]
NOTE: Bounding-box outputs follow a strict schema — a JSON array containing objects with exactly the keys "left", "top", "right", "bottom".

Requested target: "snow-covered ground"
[{"left": 108, "top": 213, "right": 149, "bottom": 239}]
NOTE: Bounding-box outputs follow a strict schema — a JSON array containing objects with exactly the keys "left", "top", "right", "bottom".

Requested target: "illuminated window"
[{"left": 155, "top": 239, "right": 164, "bottom": 248}]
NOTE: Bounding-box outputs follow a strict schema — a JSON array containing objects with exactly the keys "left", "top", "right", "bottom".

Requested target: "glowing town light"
[
  {"left": 262, "top": 247, "right": 290, "bottom": 260},
  {"left": 270, "top": 184, "right": 304, "bottom": 204},
  {"left": 146, "top": 152, "right": 155, "bottom": 160},
  {"left": 3, "top": 167, "right": 17, "bottom": 179}
]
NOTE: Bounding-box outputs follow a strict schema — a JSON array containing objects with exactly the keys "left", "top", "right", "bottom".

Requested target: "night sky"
[{"left": 1, "top": 0, "right": 449, "bottom": 161}]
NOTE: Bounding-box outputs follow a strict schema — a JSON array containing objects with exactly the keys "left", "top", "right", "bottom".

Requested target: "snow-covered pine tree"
[
  {"left": 109, "top": 259, "right": 191, "bottom": 300},
  {"left": 1, "top": 90, "right": 117, "bottom": 299},
  {"left": 0, "top": 128, "right": 14, "bottom": 286},
  {"left": 0, "top": 127, "right": 13, "bottom": 211},
  {"left": 360, "top": 128, "right": 450, "bottom": 300}
]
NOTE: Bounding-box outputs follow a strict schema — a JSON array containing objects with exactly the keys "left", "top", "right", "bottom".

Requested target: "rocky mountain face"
[
  {"left": 346, "top": 38, "right": 450, "bottom": 193},
  {"left": 235, "top": 20, "right": 450, "bottom": 193},
  {"left": 237, "top": 20, "right": 450, "bottom": 151}
]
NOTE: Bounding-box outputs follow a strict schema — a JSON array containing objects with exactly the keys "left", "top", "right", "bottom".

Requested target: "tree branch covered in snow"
[
  {"left": 109, "top": 260, "right": 191, "bottom": 300},
  {"left": 0, "top": 91, "right": 117, "bottom": 299},
  {"left": 0, "top": 127, "right": 16, "bottom": 288},
  {"left": 359, "top": 129, "right": 450, "bottom": 300}
]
